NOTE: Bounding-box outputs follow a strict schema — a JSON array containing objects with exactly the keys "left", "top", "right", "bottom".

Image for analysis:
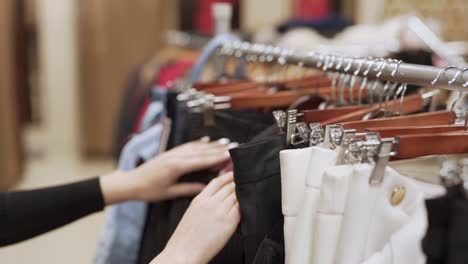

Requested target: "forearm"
[
  {"left": 0, "top": 178, "right": 104, "bottom": 246},
  {"left": 99, "top": 170, "right": 140, "bottom": 205}
]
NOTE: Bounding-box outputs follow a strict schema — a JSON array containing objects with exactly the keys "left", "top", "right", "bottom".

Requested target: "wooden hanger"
[
  {"left": 366, "top": 125, "right": 465, "bottom": 137},
  {"left": 340, "top": 111, "right": 451, "bottom": 132},
  {"left": 195, "top": 75, "right": 331, "bottom": 95},
  {"left": 394, "top": 134, "right": 468, "bottom": 160},
  {"left": 320, "top": 93, "right": 426, "bottom": 125},
  {"left": 227, "top": 85, "right": 363, "bottom": 109},
  {"left": 301, "top": 105, "right": 369, "bottom": 123}
]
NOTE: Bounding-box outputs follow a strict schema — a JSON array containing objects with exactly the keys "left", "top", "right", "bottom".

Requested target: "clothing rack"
[{"left": 219, "top": 41, "right": 468, "bottom": 90}]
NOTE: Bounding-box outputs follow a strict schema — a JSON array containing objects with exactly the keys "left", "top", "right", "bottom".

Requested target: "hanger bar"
[{"left": 220, "top": 41, "right": 468, "bottom": 90}]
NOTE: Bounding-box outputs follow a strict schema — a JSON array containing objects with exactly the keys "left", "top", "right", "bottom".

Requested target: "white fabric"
[
  {"left": 286, "top": 147, "right": 338, "bottom": 264},
  {"left": 360, "top": 166, "right": 445, "bottom": 264},
  {"left": 362, "top": 204, "right": 428, "bottom": 264},
  {"left": 335, "top": 164, "right": 426, "bottom": 264},
  {"left": 280, "top": 147, "right": 314, "bottom": 256},
  {"left": 310, "top": 165, "right": 353, "bottom": 264}
]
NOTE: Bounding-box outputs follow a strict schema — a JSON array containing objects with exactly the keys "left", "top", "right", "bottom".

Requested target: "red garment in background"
[
  {"left": 133, "top": 60, "right": 193, "bottom": 133},
  {"left": 195, "top": 0, "right": 238, "bottom": 35},
  {"left": 293, "top": 0, "right": 332, "bottom": 20}
]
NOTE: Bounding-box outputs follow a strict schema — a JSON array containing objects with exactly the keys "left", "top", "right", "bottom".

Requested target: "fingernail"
[
  {"left": 228, "top": 142, "right": 239, "bottom": 149},
  {"left": 217, "top": 138, "right": 230, "bottom": 145},
  {"left": 200, "top": 136, "right": 210, "bottom": 142}
]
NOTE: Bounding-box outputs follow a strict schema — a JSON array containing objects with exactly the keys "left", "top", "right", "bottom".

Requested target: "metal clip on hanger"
[
  {"left": 273, "top": 110, "right": 287, "bottom": 133},
  {"left": 369, "top": 137, "right": 398, "bottom": 185},
  {"left": 336, "top": 129, "right": 359, "bottom": 164},
  {"left": 341, "top": 132, "right": 380, "bottom": 165},
  {"left": 290, "top": 122, "right": 312, "bottom": 146},
  {"left": 323, "top": 124, "right": 345, "bottom": 150},
  {"left": 285, "top": 109, "right": 304, "bottom": 146},
  {"left": 309, "top": 123, "right": 325, "bottom": 146}
]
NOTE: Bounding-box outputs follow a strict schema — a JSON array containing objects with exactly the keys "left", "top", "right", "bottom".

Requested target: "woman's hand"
[
  {"left": 152, "top": 172, "right": 241, "bottom": 264},
  {"left": 100, "top": 138, "right": 232, "bottom": 205}
]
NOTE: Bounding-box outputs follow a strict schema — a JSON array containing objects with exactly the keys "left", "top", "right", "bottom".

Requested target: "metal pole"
[{"left": 221, "top": 41, "right": 468, "bottom": 90}]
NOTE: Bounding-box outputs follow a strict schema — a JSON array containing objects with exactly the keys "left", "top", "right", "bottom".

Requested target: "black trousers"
[
  {"left": 423, "top": 184, "right": 468, "bottom": 264},
  {"left": 138, "top": 102, "right": 273, "bottom": 264},
  {"left": 230, "top": 134, "right": 286, "bottom": 264}
]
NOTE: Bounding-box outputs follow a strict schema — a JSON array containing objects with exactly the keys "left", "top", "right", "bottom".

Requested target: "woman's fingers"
[
  {"left": 202, "top": 172, "right": 234, "bottom": 196},
  {"left": 166, "top": 183, "right": 206, "bottom": 198},
  {"left": 188, "top": 151, "right": 231, "bottom": 171},
  {"left": 213, "top": 181, "right": 235, "bottom": 201},
  {"left": 228, "top": 201, "right": 241, "bottom": 220},
  {"left": 224, "top": 192, "right": 238, "bottom": 209}
]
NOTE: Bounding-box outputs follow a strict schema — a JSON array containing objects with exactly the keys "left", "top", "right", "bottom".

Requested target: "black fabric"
[
  {"left": 252, "top": 223, "right": 285, "bottom": 264},
  {"left": 230, "top": 134, "right": 286, "bottom": 264},
  {"left": 138, "top": 92, "right": 191, "bottom": 264},
  {"left": 137, "top": 101, "right": 273, "bottom": 264},
  {"left": 423, "top": 184, "right": 466, "bottom": 264},
  {"left": 447, "top": 185, "right": 468, "bottom": 264},
  {"left": 0, "top": 178, "right": 104, "bottom": 246},
  {"left": 423, "top": 195, "right": 450, "bottom": 264}
]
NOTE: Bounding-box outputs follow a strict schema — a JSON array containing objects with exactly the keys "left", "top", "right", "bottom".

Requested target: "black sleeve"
[{"left": 0, "top": 178, "right": 105, "bottom": 246}]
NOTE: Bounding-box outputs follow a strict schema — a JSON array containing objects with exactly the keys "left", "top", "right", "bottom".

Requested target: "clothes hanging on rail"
[{"left": 103, "top": 35, "right": 468, "bottom": 264}]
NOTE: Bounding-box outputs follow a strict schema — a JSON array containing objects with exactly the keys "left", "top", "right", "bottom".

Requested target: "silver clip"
[
  {"left": 309, "top": 123, "right": 325, "bottom": 146},
  {"left": 336, "top": 129, "right": 358, "bottom": 164},
  {"left": 323, "top": 124, "right": 344, "bottom": 150},
  {"left": 290, "top": 122, "right": 311, "bottom": 146},
  {"left": 286, "top": 110, "right": 299, "bottom": 146},
  {"left": 273, "top": 110, "right": 287, "bottom": 132},
  {"left": 369, "top": 138, "right": 398, "bottom": 185},
  {"left": 202, "top": 95, "right": 216, "bottom": 126},
  {"left": 344, "top": 138, "right": 364, "bottom": 164}
]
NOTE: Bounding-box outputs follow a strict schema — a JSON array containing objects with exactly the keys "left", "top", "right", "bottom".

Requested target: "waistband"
[{"left": 230, "top": 134, "right": 286, "bottom": 185}]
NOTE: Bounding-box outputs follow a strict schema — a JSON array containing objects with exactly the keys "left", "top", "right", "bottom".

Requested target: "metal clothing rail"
[{"left": 219, "top": 41, "right": 468, "bottom": 91}]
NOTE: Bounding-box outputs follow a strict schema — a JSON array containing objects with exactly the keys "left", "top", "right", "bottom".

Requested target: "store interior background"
[{"left": 0, "top": 0, "right": 467, "bottom": 263}]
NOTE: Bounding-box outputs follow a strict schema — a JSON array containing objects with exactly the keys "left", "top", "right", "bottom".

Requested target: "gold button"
[{"left": 390, "top": 186, "right": 406, "bottom": 206}]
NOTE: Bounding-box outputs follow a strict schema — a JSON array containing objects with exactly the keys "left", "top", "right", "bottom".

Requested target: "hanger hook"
[
  {"left": 375, "top": 60, "right": 388, "bottom": 78},
  {"left": 316, "top": 54, "right": 325, "bottom": 68},
  {"left": 398, "top": 83, "right": 408, "bottom": 116},
  {"left": 431, "top": 65, "right": 457, "bottom": 86},
  {"left": 448, "top": 67, "right": 466, "bottom": 85},
  {"left": 377, "top": 61, "right": 392, "bottom": 106},
  {"left": 335, "top": 56, "right": 345, "bottom": 70},
  {"left": 358, "top": 58, "right": 375, "bottom": 104},
  {"left": 336, "top": 57, "right": 353, "bottom": 105},
  {"left": 391, "top": 59, "right": 403, "bottom": 77},
  {"left": 349, "top": 58, "right": 363, "bottom": 104},
  {"left": 392, "top": 82, "right": 405, "bottom": 113},
  {"left": 368, "top": 60, "right": 387, "bottom": 105},
  {"left": 448, "top": 68, "right": 468, "bottom": 124}
]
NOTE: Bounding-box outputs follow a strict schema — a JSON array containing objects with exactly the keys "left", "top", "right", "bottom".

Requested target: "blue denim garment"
[
  {"left": 188, "top": 33, "right": 241, "bottom": 83},
  {"left": 95, "top": 89, "right": 167, "bottom": 264}
]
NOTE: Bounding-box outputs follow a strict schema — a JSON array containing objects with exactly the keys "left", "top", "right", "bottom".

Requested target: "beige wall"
[
  {"left": 37, "top": 0, "right": 80, "bottom": 158},
  {"left": 241, "top": 0, "right": 292, "bottom": 31}
]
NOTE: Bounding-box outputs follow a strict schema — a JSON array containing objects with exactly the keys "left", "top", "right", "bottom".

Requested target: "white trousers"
[
  {"left": 279, "top": 147, "right": 313, "bottom": 257},
  {"left": 286, "top": 147, "right": 338, "bottom": 264},
  {"left": 310, "top": 165, "right": 353, "bottom": 264},
  {"left": 335, "top": 164, "right": 431, "bottom": 264}
]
